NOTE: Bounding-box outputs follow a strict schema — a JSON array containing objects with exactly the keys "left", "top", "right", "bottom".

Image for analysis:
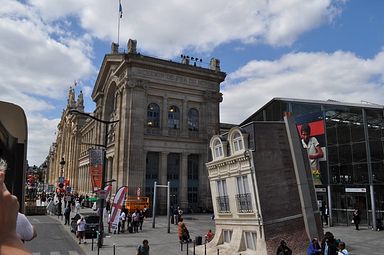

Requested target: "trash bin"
[{"left": 195, "top": 236, "right": 202, "bottom": 245}]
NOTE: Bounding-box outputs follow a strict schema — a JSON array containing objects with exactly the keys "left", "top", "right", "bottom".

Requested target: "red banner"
[{"left": 89, "top": 149, "right": 103, "bottom": 191}]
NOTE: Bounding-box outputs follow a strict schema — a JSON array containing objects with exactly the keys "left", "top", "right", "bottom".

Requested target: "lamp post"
[{"left": 69, "top": 109, "right": 119, "bottom": 248}]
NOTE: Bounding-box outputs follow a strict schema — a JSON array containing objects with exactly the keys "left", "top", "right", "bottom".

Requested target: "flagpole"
[{"left": 117, "top": 0, "right": 122, "bottom": 47}]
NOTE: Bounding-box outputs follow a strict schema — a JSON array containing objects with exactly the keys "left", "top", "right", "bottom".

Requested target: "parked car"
[{"left": 70, "top": 212, "right": 100, "bottom": 238}]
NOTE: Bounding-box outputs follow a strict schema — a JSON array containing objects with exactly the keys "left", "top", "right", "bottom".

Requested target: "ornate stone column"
[
  {"left": 181, "top": 98, "right": 188, "bottom": 136},
  {"left": 162, "top": 96, "right": 168, "bottom": 136},
  {"left": 179, "top": 152, "right": 188, "bottom": 210},
  {"left": 158, "top": 152, "right": 168, "bottom": 213}
]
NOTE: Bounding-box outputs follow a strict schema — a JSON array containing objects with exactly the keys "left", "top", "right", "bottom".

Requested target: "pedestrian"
[
  {"left": 136, "top": 239, "right": 150, "bottom": 255},
  {"left": 64, "top": 204, "right": 71, "bottom": 225},
  {"left": 132, "top": 210, "right": 140, "bottom": 233},
  {"left": 321, "top": 231, "right": 337, "bottom": 255},
  {"left": 205, "top": 229, "right": 214, "bottom": 242},
  {"left": 16, "top": 212, "right": 37, "bottom": 242},
  {"left": 120, "top": 210, "right": 126, "bottom": 233},
  {"left": 173, "top": 207, "right": 179, "bottom": 225},
  {"left": 352, "top": 209, "right": 360, "bottom": 230},
  {"left": 75, "top": 200, "right": 81, "bottom": 214},
  {"left": 76, "top": 217, "right": 86, "bottom": 244},
  {"left": 0, "top": 169, "right": 32, "bottom": 255},
  {"left": 337, "top": 242, "right": 349, "bottom": 255},
  {"left": 276, "top": 240, "right": 292, "bottom": 255},
  {"left": 139, "top": 210, "right": 144, "bottom": 231},
  {"left": 307, "top": 238, "right": 321, "bottom": 255},
  {"left": 321, "top": 202, "right": 329, "bottom": 226}
]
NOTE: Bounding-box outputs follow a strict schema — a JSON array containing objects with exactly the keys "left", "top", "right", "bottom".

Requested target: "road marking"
[
  {"left": 68, "top": 251, "right": 80, "bottom": 255},
  {"left": 50, "top": 252, "right": 61, "bottom": 255}
]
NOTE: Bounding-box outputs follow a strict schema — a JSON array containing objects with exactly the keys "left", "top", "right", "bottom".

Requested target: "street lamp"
[{"left": 69, "top": 109, "right": 119, "bottom": 248}]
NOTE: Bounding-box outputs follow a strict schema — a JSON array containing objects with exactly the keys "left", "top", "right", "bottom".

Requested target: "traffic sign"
[{"left": 66, "top": 186, "right": 72, "bottom": 193}]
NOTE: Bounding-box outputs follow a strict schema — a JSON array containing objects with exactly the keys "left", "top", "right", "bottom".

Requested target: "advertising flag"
[
  {"left": 89, "top": 148, "right": 103, "bottom": 191},
  {"left": 110, "top": 186, "right": 128, "bottom": 231}
]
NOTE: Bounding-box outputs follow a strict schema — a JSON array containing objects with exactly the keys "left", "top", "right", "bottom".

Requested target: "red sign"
[{"left": 89, "top": 149, "right": 103, "bottom": 191}]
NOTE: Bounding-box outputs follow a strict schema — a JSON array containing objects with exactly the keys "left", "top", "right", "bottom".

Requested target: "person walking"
[
  {"left": 132, "top": 210, "right": 140, "bottom": 233},
  {"left": 76, "top": 217, "right": 86, "bottom": 244},
  {"left": 120, "top": 210, "right": 126, "bottom": 233},
  {"left": 136, "top": 239, "right": 150, "bottom": 255},
  {"left": 63, "top": 205, "right": 71, "bottom": 225},
  {"left": 75, "top": 200, "right": 81, "bottom": 214},
  {"left": 139, "top": 210, "right": 144, "bottom": 231},
  {"left": 352, "top": 209, "right": 360, "bottom": 230}
]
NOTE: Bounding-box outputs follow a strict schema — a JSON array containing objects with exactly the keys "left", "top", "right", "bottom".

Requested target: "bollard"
[
  {"left": 187, "top": 241, "right": 189, "bottom": 255},
  {"left": 113, "top": 243, "right": 116, "bottom": 255},
  {"left": 217, "top": 248, "right": 219, "bottom": 255},
  {"left": 91, "top": 236, "right": 94, "bottom": 251},
  {"left": 204, "top": 240, "right": 207, "bottom": 255},
  {"left": 181, "top": 241, "right": 183, "bottom": 251},
  {"left": 97, "top": 231, "right": 100, "bottom": 255},
  {"left": 193, "top": 240, "right": 196, "bottom": 255}
]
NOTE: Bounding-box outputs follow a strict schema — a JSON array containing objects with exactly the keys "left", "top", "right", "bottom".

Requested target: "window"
[
  {"left": 244, "top": 232, "right": 256, "bottom": 250},
  {"left": 217, "top": 179, "right": 228, "bottom": 197},
  {"left": 217, "top": 180, "right": 230, "bottom": 212},
  {"left": 236, "top": 176, "right": 253, "bottom": 212},
  {"left": 214, "top": 140, "right": 223, "bottom": 158},
  {"left": 233, "top": 132, "right": 244, "bottom": 152},
  {"left": 147, "top": 103, "right": 160, "bottom": 127},
  {"left": 188, "top": 108, "right": 199, "bottom": 131},
  {"left": 168, "top": 105, "right": 180, "bottom": 129},
  {"left": 223, "top": 230, "right": 232, "bottom": 243},
  {"left": 237, "top": 176, "right": 250, "bottom": 194}
]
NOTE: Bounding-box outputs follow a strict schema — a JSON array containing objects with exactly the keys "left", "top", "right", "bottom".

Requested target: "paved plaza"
[{"left": 50, "top": 208, "right": 384, "bottom": 255}]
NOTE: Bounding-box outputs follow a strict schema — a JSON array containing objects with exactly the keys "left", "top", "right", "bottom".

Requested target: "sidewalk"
[
  {"left": 51, "top": 207, "right": 384, "bottom": 255},
  {"left": 52, "top": 207, "right": 215, "bottom": 255}
]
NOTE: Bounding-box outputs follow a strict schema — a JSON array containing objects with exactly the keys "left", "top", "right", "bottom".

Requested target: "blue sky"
[{"left": 1, "top": 0, "right": 384, "bottom": 165}]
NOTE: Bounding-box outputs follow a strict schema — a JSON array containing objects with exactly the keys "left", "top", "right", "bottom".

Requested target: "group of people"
[
  {"left": 307, "top": 232, "right": 349, "bottom": 255},
  {"left": 110, "top": 208, "right": 145, "bottom": 234}
]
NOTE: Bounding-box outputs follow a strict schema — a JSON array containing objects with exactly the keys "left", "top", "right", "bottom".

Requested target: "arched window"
[
  {"left": 147, "top": 103, "right": 160, "bottom": 127},
  {"left": 213, "top": 139, "right": 223, "bottom": 158},
  {"left": 168, "top": 105, "right": 180, "bottom": 129},
  {"left": 188, "top": 108, "right": 199, "bottom": 131},
  {"left": 233, "top": 132, "right": 244, "bottom": 152}
]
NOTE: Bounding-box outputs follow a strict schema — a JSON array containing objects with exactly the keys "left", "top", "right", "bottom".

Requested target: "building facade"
[
  {"left": 204, "top": 119, "right": 321, "bottom": 255},
  {"left": 47, "top": 40, "right": 226, "bottom": 213},
  {"left": 242, "top": 97, "right": 384, "bottom": 229}
]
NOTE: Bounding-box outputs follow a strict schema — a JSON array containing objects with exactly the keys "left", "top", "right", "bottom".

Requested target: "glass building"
[{"left": 241, "top": 98, "right": 384, "bottom": 228}]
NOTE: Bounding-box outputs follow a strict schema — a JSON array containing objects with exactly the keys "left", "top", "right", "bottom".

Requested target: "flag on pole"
[
  {"left": 119, "top": 0, "right": 123, "bottom": 18},
  {"left": 110, "top": 186, "right": 128, "bottom": 231}
]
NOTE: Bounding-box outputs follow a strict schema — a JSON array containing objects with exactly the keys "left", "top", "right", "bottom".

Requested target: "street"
[{"left": 25, "top": 215, "right": 85, "bottom": 255}]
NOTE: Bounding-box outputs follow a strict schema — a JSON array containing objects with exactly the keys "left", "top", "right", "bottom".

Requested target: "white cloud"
[
  {"left": 0, "top": 0, "right": 96, "bottom": 165},
  {"left": 27, "top": 0, "right": 345, "bottom": 58},
  {"left": 0, "top": 0, "right": 349, "bottom": 165},
  {"left": 27, "top": 114, "right": 60, "bottom": 165},
  {"left": 221, "top": 50, "right": 384, "bottom": 124}
]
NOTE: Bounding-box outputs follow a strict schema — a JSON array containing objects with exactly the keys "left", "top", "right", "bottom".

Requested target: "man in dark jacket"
[{"left": 276, "top": 240, "right": 292, "bottom": 255}]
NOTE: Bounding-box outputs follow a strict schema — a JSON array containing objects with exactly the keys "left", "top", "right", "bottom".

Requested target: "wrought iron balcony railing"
[
  {"left": 235, "top": 193, "right": 253, "bottom": 213},
  {"left": 216, "top": 196, "right": 230, "bottom": 213}
]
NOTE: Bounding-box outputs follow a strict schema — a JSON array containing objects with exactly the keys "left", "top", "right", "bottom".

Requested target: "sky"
[{"left": 1, "top": 0, "right": 384, "bottom": 166}]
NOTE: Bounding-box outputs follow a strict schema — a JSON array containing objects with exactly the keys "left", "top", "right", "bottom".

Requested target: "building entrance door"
[{"left": 345, "top": 191, "right": 368, "bottom": 226}]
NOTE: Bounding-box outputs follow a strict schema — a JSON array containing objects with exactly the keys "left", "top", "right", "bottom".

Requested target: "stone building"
[
  {"left": 47, "top": 40, "right": 226, "bottom": 213},
  {"left": 203, "top": 117, "right": 322, "bottom": 255}
]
